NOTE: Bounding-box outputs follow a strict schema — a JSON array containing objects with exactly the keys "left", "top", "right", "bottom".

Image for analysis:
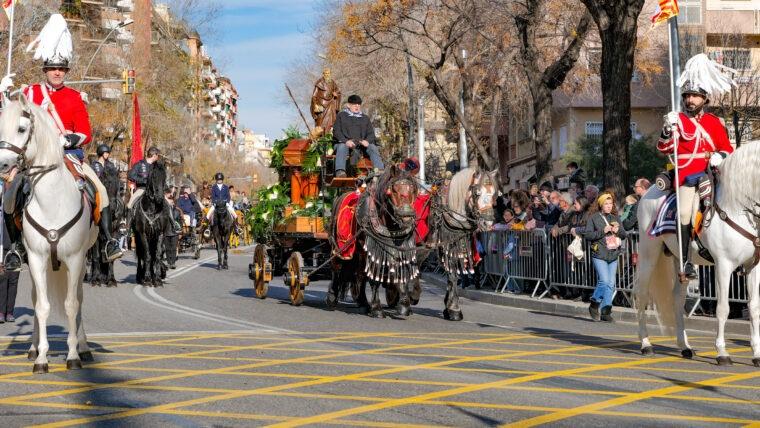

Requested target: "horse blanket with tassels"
[{"left": 334, "top": 191, "right": 361, "bottom": 260}]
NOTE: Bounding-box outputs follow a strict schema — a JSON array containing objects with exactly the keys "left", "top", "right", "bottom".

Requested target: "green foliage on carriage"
[
  {"left": 291, "top": 197, "right": 332, "bottom": 219},
  {"left": 246, "top": 183, "right": 291, "bottom": 242},
  {"left": 269, "top": 126, "right": 304, "bottom": 170},
  {"left": 301, "top": 133, "right": 334, "bottom": 175}
]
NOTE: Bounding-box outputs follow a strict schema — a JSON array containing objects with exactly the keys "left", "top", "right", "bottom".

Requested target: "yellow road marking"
[
  {"left": 271, "top": 344, "right": 751, "bottom": 428},
  {"left": 504, "top": 369, "right": 760, "bottom": 427}
]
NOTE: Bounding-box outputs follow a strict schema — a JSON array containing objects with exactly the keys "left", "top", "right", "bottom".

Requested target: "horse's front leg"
[
  {"left": 75, "top": 279, "right": 93, "bottom": 362},
  {"left": 673, "top": 273, "right": 693, "bottom": 359},
  {"left": 27, "top": 256, "right": 51, "bottom": 374},
  {"left": 369, "top": 281, "right": 384, "bottom": 318},
  {"left": 326, "top": 262, "right": 341, "bottom": 310},
  {"left": 27, "top": 286, "right": 39, "bottom": 361},
  {"left": 64, "top": 256, "right": 85, "bottom": 369},
  {"left": 745, "top": 269, "right": 760, "bottom": 367},
  {"left": 443, "top": 271, "right": 463, "bottom": 321},
  {"left": 223, "top": 238, "right": 229, "bottom": 269},
  {"left": 715, "top": 263, "right": 734, "bottom": 365},
  {"left": 154, "top": 232, "right": 164, "bottom": 286},
  {"left": 397, "top": 281, "right": 412, "bottom": 317}
]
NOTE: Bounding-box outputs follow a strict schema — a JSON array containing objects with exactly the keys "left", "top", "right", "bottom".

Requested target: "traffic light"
[{"left": 122, "top": 69, "right": 136, "bottom": 94}]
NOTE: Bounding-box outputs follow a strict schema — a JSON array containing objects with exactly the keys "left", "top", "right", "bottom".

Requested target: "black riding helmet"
[
  {"left": 96, "top": 144, "right": 111, "bottom": 157},
  {"left": 215, "top": 172, "right": 224, "bottom": 181}
]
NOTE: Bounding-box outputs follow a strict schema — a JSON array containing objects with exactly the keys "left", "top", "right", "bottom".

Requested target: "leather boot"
[
  {"left": 99, "top": 208, "right": 123, "bottom": 261},
  {"left": 588, "top": 300, "right": 600, "bottom": 321},
  {"left": 600, "top": 306, "right": 615, "bottom": 322},
  {"left": 3, "top": 212, "right": 24, "bottom": 272},
  {"left": 681, "top": 224, "right": 697, "bottom": 280}
]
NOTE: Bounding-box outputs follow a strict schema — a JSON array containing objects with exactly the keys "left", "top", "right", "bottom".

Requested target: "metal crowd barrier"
[{"left": 477, "top": 229, "right": 750, "bottom": 317}]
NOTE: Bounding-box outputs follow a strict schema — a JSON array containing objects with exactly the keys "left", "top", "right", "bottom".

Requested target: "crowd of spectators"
[{"left": 472, "top": 162, "right": 652, "bottom": 313}]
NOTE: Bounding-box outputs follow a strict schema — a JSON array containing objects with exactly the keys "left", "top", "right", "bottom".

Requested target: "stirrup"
[{"left": 3, "top": 250, "right": 23, "bottom": 272}]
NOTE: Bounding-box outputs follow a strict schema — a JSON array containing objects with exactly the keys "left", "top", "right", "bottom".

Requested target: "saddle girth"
[{"left": 713, "top": 201, "right": 760, "bottom": 270}]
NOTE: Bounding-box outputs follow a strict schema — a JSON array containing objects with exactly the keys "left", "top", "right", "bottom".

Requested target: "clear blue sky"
[{"left": 203, "top": 0, "right": 315, "bottom": 141}]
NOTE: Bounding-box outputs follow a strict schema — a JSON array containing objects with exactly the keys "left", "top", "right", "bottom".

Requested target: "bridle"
[{"left": 0, "top": 106, "right": 57, "bottom": 180}]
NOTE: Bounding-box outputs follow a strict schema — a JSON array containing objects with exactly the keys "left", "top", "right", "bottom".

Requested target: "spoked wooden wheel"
[
  {"left": 252, "top": 244, "right": 270, "bottom": 299},
  {"left": 285, "top": 252, "right": 306, "bottom": 306}
]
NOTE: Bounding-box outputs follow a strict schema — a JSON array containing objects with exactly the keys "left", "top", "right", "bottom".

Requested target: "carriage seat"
[{"left": 323, "top": 153, "right": 374, "bottom": 188}]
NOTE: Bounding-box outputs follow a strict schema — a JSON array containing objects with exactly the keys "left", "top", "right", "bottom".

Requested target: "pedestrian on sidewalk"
[{"left": 582, "top": 193, "right": 627, "bottom": 322}]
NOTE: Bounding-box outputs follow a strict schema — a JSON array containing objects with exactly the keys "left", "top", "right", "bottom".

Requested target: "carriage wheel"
[
  {"left": 253, "top": 244, "right": 269, "bottom": 299},
  {"left": 286, "top": 252, "right": 306, "bottom": 306}
]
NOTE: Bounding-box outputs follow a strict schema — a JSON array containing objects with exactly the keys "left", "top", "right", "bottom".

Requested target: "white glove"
[
  {"left": 0, "top": 73, "right": 16, "bottom": 92},
  {"left": 664, "top": 111, "right": 679, "bottom": 127},
  {"left": 80, "top": 91, "right": 89, "bottom": 104},
  {"left": 710, "top": 152, "right": 726, "bottom": 167}
]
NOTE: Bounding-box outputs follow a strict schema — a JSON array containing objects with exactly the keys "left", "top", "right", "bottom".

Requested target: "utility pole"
[
  {"left": 405, "top": 51, "right": 416, "bottom": 157},
  {"left": 458, "top": 49, "right": 468, "bottom": 170},
  {"left": 418, "top": 96, "right": 426, "bottom": 182}
]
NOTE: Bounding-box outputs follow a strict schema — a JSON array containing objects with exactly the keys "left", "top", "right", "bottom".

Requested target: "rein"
[{"left": 713, "top": 201, "right": 760, "bottom": 269}]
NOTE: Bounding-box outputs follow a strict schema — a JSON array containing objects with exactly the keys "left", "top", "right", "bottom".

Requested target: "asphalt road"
[{"left": 0, "top": 245, "right": 758, "bottom": 427}]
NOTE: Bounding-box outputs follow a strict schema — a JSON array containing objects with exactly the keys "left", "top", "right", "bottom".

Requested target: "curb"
[{"left": 422, "top": 273, "right": 750, "bottom": 336}]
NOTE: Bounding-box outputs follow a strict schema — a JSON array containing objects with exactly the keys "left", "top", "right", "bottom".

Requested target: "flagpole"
[
  {"left": 668, "top": 14, "right": 686, "bottom": 279},
  {"left": 5, "top": 2, "right": 14, "bottom": 76}
]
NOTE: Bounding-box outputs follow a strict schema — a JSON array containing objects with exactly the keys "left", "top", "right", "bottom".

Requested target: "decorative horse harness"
[{"left": 0, "top": 107, "right": 88, "bottom": 271}]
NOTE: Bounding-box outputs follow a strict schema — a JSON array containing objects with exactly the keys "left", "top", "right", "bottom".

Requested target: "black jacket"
[
  {"left": 582, "top": 212, "right": 627, "bottom": 262},
  {"left": 128, "top": 160, "right": 152, "bottom": 187},
  {"left": 332, "top": 110, "right": 377, "bottom": 146}
]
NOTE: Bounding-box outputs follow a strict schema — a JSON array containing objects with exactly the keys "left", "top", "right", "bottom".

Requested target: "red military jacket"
[
  {"left": 23, "top": 83, "right": 91, "bottom": 147},
  {"left": 657, "top": 112, "right": 733, "bottom": 186}
]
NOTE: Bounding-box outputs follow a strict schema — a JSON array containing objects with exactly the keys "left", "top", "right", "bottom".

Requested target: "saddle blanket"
[
  {"left": 414, "top": 194, "right": 431, "bottom": 245},
  {"left": 648, "top": 193, "right": 677, "bottom": 237},
  {"left": 335, "top": 191, "right": 360, "bottom": 260}
]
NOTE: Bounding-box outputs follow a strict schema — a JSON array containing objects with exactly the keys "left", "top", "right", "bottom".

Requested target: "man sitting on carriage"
[
  {"left": 657, "top": 60, "right": 734, "bottom": 280},
  {"left": 1, "top": 16, "right": 123, "bottom": 270},
  {"left": 177, "top": 186, "right": 201, "bottom": 229},
  {"left": 332, "top": 94, "right": 385, "bottom": 178}
]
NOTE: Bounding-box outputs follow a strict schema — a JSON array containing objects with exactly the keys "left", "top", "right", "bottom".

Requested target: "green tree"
[{"left": 564, "top": 134, "right": 666, "bottom": 189}]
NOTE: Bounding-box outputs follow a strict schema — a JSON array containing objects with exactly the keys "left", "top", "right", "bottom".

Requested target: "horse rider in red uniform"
[
  {"left": 657, "top": 77, "right": 734, "bottom": 279},
  {"left": 0, "top": 14, "right": 123, "bottom": 271}
]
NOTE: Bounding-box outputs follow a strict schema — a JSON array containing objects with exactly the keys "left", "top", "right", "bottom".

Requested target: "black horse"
[
  {"left": 132, "top": 162, "right": 168, "bottom": 286},
  {"left": 326, "top": 166, "right": 419, "bottom": 318},
  {"left": 211, "top": 200, "right": 233, "bottom": 270},
  {"left": 86, "top": 165, "right": 123, "bottom": 287}
]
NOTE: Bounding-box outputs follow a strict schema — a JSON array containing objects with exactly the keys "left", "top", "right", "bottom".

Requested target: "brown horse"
[{"left": 326, "top": 165, "right": 419, "bottom": 317}]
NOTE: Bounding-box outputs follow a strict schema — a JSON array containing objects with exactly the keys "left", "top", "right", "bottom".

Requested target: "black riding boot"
[
  {"left": 680, "top": 224, "right": 697, "bottom": 280},
  {"left": 99, "top": 208, "right": 123, "bottom": 261}
]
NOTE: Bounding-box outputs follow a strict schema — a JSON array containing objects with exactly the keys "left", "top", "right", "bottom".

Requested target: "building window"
[
  {"left": 677, "top": 0, "right": 702, "bottom": 25},
  {"left": 585, "top": 122, "right": 603, "bottom": 138}
]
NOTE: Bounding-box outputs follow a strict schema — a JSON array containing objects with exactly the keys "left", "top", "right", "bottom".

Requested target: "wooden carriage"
[{"left": 249, "top": 138, "right": 373, "bottom": 305}]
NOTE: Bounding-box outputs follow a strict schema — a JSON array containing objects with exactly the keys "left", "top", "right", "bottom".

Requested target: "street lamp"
[{"left": 80, "top": 18, "right": 135, "bottom": 85}]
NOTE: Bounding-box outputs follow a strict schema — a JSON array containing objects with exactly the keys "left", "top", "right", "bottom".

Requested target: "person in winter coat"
[{"left": 582, "top": 193, "right": 627, "bottom": 322}]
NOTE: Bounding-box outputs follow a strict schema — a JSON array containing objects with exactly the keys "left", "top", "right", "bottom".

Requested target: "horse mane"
[
  {"left": 447, "top": 167, "right": 477, "bottom": 216},
  {"left": 716, "top": 140, "right": 760, "bottom": 212},
  {"left": 2, "top": 100, "right": 63, "bottom": 169}
]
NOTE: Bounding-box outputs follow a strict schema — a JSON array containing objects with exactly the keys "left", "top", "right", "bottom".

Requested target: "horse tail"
[{"left": 639, "top": 248, "right": 677, "bottom": 335}]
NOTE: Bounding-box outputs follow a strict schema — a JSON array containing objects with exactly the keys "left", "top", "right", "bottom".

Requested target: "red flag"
[
  {"left": 2, "top": 0, "right": 18, "bottom": 19},
  {"left": 130, "top": 92, "right": 143, "bottom": 166},
  {"left": 651, "top": 0, "right": 679, "bottom": 25}
]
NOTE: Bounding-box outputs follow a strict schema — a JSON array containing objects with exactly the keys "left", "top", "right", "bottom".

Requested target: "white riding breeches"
[
  {"left": 127, "top": 188, "right": 145, "bottom": 210},
  {"left": 678, "top": 185, "right": 699, "bottom": 225},
  {"left": 206, "top": 202, "right": 237, "bottom": 220}
]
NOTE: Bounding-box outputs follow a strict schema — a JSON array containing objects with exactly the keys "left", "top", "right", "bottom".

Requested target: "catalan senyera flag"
[
  {"left": 651, "top": 0, "right": 679, "bottom": 25},
  {"left": 2, "top": 0, "right": 19, "bottom": 19}
]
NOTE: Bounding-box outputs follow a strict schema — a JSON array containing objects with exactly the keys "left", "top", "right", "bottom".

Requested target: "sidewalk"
[{"left": 422, "top": 272, "right": 750, "bottom": 336}]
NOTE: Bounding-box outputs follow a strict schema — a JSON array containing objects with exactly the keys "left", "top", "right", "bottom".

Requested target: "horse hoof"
[
  {"left": 753, "top": 358, "right": 760, "bottom": 368},
  {"left": 641, "top": 346, "right": 654, "bottom": 356},
  {"left": 79, "top": 351, "right": 94, "bottom": 362},
  {"left": 716, "top": 356, "right": 733, "bottom": 366},
  {"left": 681, "top": 349, "right": 694, "bottom": 359},
  {"left": 324, "top": 297, "right": 337, "bottom": 311},
  {"left": 443, "top": 310, "right": 463, "bottom": 321},
  {"left": 369, "top": 309, "right": 385, "bottom": 318},
  {"left": 398, "top": 307, "right": 412, "bottom": 317},
  {"left": 66, "top": 359, "right": 82, "bottom": 370},
  {"left": 411, "top": 298, "right": 419, "bottom": 306},
  {"left": 27, "top": 350, "right": 38, "bottom": 360},
  {"left": 217, "top": 266, "right": 221, "bottom": 270},
  {"left": 32, "top": 363, "right": 48, "bottom": 374}
]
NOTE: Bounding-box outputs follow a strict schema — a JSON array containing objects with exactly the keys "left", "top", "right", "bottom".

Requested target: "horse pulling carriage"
[{"left": 248, "top": 135, "right": 498, "bottom": 318}]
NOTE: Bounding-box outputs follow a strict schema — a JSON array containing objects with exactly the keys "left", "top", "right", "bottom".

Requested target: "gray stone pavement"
[{"left": 0, "top": 246, "right": 756, "bottom": 427}]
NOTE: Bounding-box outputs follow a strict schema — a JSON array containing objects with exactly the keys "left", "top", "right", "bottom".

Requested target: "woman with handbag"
[{"left": 582, "top": 193, "right": 627, "bottom": 322}]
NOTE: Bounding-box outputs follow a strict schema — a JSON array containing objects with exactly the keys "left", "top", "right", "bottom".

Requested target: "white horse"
[
  {"left": 0, "top": 96, "right": 97, "bottom": 373},
  {"left": 636, "top": 141, "right": 760, "bottom": 367}
]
